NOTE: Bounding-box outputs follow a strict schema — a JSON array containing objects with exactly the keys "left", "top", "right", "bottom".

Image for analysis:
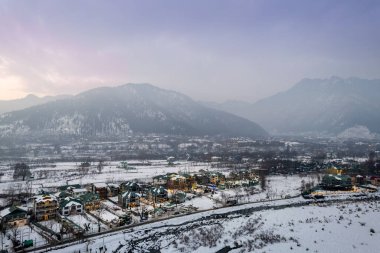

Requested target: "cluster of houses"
[
  {"left": 321, "top": 166, "right": 380, "bottom": 190},
  {"left": 0, "top": 169, "right": 260, "bottom": 230},
  {"left": 301, "top": 166, "right": 380, "bottom": 198}
]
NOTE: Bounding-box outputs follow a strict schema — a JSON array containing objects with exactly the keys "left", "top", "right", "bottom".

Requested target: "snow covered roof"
[
  {"left": 169, "top": 175, "right": 186, "bottom": 180},
  {"left": 79, "top": 192, "right": 100, "bottom": 203},
  {"left": 93, "top": 182, "right": 108, "bottom": 188},
  {"left": 0, "top": 206, "right": 27, "bottom": 219},
  {"left": 60, "top": 197, "right": 82, "bottom": 208},
  {"left": 121, "top": 191, "right": 141, "bottom": 198},
  {"left": 72, "top": 188, "right": 88, "bottom": 193},
  {"left": 35, "top": 194, "right": 57, "bottom": 203},
  {"left": 57, "top": 184, "right": 81, "bottom": 191},
  {"left": 0, "top": 207, "right": 12, "bottom": 218},
  {"left": 150, "top": 186, "right": 168, "bottom": 195}
]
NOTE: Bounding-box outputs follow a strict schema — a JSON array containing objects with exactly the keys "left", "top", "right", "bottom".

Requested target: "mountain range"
[
  {"left": 2, "top": 77, "right": 380, "bottom": 140},
  {"left": 0, "top": 83, "right": 268, "bottom": 139},
  {"left": 0, "top": 94, "right": 72, "bottom": 114},
  {"left": 204, "top": 77, "right": 380, "bottom": 137}
]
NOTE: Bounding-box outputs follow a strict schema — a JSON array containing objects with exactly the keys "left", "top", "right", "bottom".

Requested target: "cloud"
[
  {"left": 0, "top": 57, "right": 29, "bottom": 99},
  {"left": 0, "top": 0, "right": 379, "bottom": 101}
]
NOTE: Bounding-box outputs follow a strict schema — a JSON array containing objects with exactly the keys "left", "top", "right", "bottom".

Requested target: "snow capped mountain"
[
  {"left": 205, "top": 77, "right": 380, "bottom": 137},
  {"left": 0, "top": 83, "right": 268, "bottom": 139}
]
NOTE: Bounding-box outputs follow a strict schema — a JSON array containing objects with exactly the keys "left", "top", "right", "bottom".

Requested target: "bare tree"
[
  {"left": 97, "top": 160, "right": 104, "bottom": 174},
  {"left": 13, "top": 163, "right": 31, "bottom": 181},
  {"left": 8, "top": 224, "right": 20, "bottom": 246},
  {"left": 79, "top": 162, "right": 90, "bottom": 176},
  {"left": 6, "top": 185, "right": 16, "bottom": 206}
]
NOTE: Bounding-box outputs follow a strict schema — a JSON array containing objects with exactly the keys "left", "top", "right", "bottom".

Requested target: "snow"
[
  {"left": 183, "top": 196, "right": 216, "bottom": 210},
  {"left": 211, "top": 174, "right": 319, "bottom": 204},
  {"left": 38, "top": 220, "right": 62, "bottom": 234},
  {"left": 35, "top": 193, "right": 380, "bottom": 253},
  {"left": 255, "top": 201, "right": 380, "bottom": 253},
  {"left": 3, "top": 225, "right": 48, "bottom": 249},
  {"left": 66, "top": 214, "right": 108, "bottom": 233},
  {"left": 91, "top": 209, "right": 119, "bottom": 224},
  {"left": 0, "top": 159, "right": 378, "bottom": 253},
  {"left": 0, "top": 160, "right": 221, "bottom": 194}
]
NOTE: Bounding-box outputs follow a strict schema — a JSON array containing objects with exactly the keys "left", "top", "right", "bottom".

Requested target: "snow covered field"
[
  {"left": 1, "top": 159, "right": 378, "bottom": 253},
  {"left": 90, "top": 209, "right": 119, "bottom": 225},
  {"left": 204, "top": 174, "right": 320, "bottom": 209},
  {"left": 1, "top": 225, "right": 47, "bottom": 251},
  {"left": 66, "top": 214, "right": 108, "bottom": 234},
  {"left": 39, "top": 195, "right": 380, "bottom": 253},
  {"left": 257, "top": 201, "right": 380, "bottom": 253},
  {"left": 0, "top": 160, "right": 220, "bottom": 195}
]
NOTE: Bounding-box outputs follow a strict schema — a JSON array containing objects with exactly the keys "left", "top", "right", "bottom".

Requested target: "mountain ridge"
[
  {"left": 0, "top": 83, "right": 268, "bottom": 140},
  {"left": 203, "top": 77, "right": 380, "bottom": 137},
  {"left": 0, "top": 94, "right": 72, "bottom": 114}
]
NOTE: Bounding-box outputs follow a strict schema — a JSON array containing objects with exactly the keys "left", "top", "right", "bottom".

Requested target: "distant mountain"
[
  {"left": 0, "top": 94, "right": 72, "bottom": 114},
  {"left": 205, "top": 77, "right": 380, "bottom": 137},
  {"left": 201, "top": 100, "right": 254, "bottom": 121},
  {"left": 0, "top": 83, "right": 268, "bottom": 140}
]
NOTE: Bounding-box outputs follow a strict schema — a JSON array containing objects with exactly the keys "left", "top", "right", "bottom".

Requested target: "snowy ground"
[
  {"left": 90, "top": 209, "right": 120, "bottom": 225},
  {"left": 1, "top": 160, "right": 378, "bottom": 252},
  {"left": 0, "top": 160, "right": 220, "bottom": 194},
  {"left": 38, "top": 193, "right": 380, "bottom": 253},
  {"left": 211, "top": 174, "right": 319, "bottom": 205},
  {"left": 38, "top": 220, "right": 62, "bottom": 234},
  {"left": 66, "top": 213, "right": 108, "bottom": 234},
  {"left": 19, "top": 225, "right": 47, "bottom": 248},
  {"left": 182, "top": 196, "right": 217, "bottom": 210},
  {"left": 255, "top": 201, "right": 380, "bottom": 253},
  {"left": 1, "top": 224, "right": 48, "bottom": 251}
]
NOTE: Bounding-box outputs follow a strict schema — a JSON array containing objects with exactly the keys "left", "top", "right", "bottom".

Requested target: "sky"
[{"left": 0, "top": 0, "right": 380, "bottom": 102}]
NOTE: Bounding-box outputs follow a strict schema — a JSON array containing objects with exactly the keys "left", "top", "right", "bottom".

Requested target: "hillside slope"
[{"left": 0, "top": 83, "right": 268, "bottom": 139}]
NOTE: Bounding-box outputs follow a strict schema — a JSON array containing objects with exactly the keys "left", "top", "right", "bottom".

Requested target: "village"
[{"left": 0, "top": 155, "right": 379, "bottom": 252}]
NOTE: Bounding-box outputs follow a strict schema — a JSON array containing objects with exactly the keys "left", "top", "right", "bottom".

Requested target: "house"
[
  {"left": 0, "top": 206, "right": 28, "bottom": 227},
  {"left": 57, "top": 184, "right": 82, "bottom": 192},
  {"left": 33, "top": 195, "right": 58, "bottom": 221},
  {"left": 209, "top": 172, "right": 225, "bottom": 186},
  {"left": 321, "top": 174, "right": 352, "bottom": 190},
  {"left": 118, "top": 191, "right": 141, "bottom": 208},
  {"left": 351, "top": 175, "right": 364, "bottom": 185},
  {"left": 183, "top": 174, "right": 197, "bottom": 190},
  {"left": 147, "top": 186, "right": 168, "bottom": 203},
  {"left": 194, "top": 174, "right": 210, "bottom": 185},
  {"left": 79, "top": 192, "right": 101, "bottom": 211},
  {"left": 171, "top": 191, "right": 186, "bottom": 204},
  {"left": 54, "top": 191, "right": 71, "bottom": 200},
  {"left": 153, "top": 175, "right": 169, "bottom": 186},
  {"left": 120, "top": 181, "right": 141, "bottom": 193},
  {"left": 59, "top": 197, "right": 83, "bottom": 216},
  {"left": 370, "top": 176, "right": 380, "bottom": 186},
  {"left": 167, "top": 175, "right": 187, "bottom": 191},
  {"left": 107, "top": 183, "right": 121, "bottom": 197},
  {"left": 325, "top": 166, "right": 344, "bottom": 175},
  {"left": 70, "top": 188, "right": 89, "bottom": 198},
  {"left": 167, "top": 156, "right": 175, "bottom": 165},
  {"left": 91, "top": 183, "right": 108, "bottom": 199}
]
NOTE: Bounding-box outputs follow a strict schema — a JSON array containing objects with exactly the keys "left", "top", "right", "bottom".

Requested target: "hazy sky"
[{"left": 1, "top": 0, "right": 379, "bottom": 102}]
